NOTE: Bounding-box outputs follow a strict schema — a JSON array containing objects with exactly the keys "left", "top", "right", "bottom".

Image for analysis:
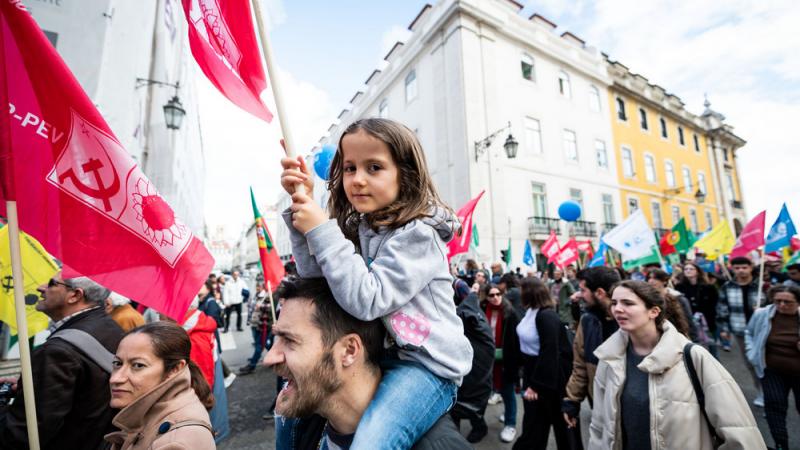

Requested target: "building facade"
[
  {"left": 607, "top": 61, "right": 723, "bottom": 236},
  {"left": 27, "top": 0, "right": 206, "bottom": 233},
  {"left": 316, "top": 0, "right": 623, "bottom": 269}
]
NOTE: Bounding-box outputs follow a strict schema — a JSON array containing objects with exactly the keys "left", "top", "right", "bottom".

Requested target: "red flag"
[
  {"left": 790, "top": 237, "right": 800, "bottom": 252},
  {"left": 447, "top": 191, "right": 484, "bottom": 261},
  {"left": 659, "top": 231, "right": 678, "bottom": 256},
  {"left": 0, "top": 3, "right": 214, "bottom": 320},
  {"left": 555, "top": 238, "right": 579, "bottom": 268},
  {"left": 730, "top": 211, "right": 766, "bottom": 259},
  {"left": 181, "top": 0, "right": 273, "bottom": 122},
  {"left": 577, "top": 239, "right": 594, "bottom": 260},
  {"left": 541, "top": 232, "right": 561, "bottom": 264}
]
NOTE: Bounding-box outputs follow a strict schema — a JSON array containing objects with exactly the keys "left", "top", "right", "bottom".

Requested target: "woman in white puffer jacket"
[{"left": 588, "top": 280, "right": 765, "bottom": 450}]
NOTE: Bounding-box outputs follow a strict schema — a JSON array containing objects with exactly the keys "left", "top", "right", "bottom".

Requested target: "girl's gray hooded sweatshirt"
[{"left": 283, "top": 208, "right": 473, "bottom": 385}]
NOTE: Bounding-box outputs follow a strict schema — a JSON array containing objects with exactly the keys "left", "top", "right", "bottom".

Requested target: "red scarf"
[{"left": 485, "top": 302, "right": 504, "bottom": 347}]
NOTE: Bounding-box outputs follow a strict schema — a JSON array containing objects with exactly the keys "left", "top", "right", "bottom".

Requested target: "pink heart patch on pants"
[{"left": 390, "top": 311, "right": 431, "bottom": 346}]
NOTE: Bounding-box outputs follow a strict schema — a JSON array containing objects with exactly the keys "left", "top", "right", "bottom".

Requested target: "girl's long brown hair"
[
  {"left": 328, "top": 118, "right": 454, "bottom": 243},
  {"left": 611, "top": 280, "right": 690, "bottom": 337}
]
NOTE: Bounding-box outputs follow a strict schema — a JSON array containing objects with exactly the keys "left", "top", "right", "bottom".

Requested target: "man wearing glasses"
[{"left": 0, "top": 273, "right": 124, "bottom": 450}]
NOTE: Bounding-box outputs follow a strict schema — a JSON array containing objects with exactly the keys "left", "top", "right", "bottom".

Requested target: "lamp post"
[
  {"left": 475, "top": 122, "right": 518, "bottom": 263},
  {"left": 663, "top": 186, "right": 706, "bottom": 204},
  {"left": 135, "top": 78, "right": 187, "bottom": 130}
]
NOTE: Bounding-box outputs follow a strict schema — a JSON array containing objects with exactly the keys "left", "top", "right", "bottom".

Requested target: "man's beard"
[{"left": 276, "top": 350, "right": 343, "bottom": 418}]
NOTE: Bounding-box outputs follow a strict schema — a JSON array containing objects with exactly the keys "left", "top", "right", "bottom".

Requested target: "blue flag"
[
  {"left": 588, "top": 240, "right": 608, "bottom": 267},
  {"left": 522, "top": 239, "right": 534, "bottom": 266},
  {"left": 765, "top": 204, "right": 797, "bottom": 253}
]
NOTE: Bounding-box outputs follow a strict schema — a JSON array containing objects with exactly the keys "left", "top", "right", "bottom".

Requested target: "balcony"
[
  {"left": 568, "top": 220, "right": 597, "bottom": 237},
  {"left": 528, "top": 216, "right": 561, "bottom": 236},
  {"left": 731, "top": 200, "right": 743, "bottom": 209},
  {"left": 601, "top": 222, "right": 618, "bottom": 234}
]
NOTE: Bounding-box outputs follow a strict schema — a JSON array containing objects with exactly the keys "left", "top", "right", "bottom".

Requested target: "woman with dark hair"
[
  {"left": 675, "top": 261, "right": 719, "bottom": 356},
  {"left": 646, "top": 269, "right": 694, "bottom": 340},
  {"left": 588, "top": 281, "right": 764, "bottom": 449},
  {"left": 512, "top": 277, "right": 572, "bottom": 450},
  {"left": 482, "top": 283, "right": 522, "bottom": 443},
  {"left": 745, "top": 285, "right": 800, "bottom": 450},
  {"left": 105, "top": 321, "right": 216, "bottom": 449}
]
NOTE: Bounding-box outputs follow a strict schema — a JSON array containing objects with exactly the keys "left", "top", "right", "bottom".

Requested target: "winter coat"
[
  {"left": 0, "top": 306, "right": 124, "bottom": 450},
  {"left": 181, "top": 309, "right": 218, "bottom": 388},
  {"left": 564, "top": 307, "right": 617, "bottom": 405},
  {"left": 675, "top": 281, "right": 719, "bottom": 333},
  {"left": 745, "top": 304, "right": 800, "bottom": 378},
  {"left": 452, "top": 292, "right": 494, "bottom": 420},
  {"left": 284, "top": 207, "right": 472, "bottom": 384},
  {"left": 105, "top": 366, "right": 215, "bottom": 450},
  {"left": 589, "top": 321, "right": 766, "bottom": 450}
]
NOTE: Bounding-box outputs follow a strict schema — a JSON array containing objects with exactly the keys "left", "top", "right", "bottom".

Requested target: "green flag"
[
  {"left": 671, "top": 218, "right": 696, "bottom": 254},
  {"left": 471, "top": 223, "right": 479, "bottom": 248},
  {"left": 504, "top": 238, "right": 511, "bottom": 265},
  {"left": 785, "top": 251, "right": 800, "bottom": 269},
  {"left": 623, "top": 246, "right": 661, "bottom": 270}
]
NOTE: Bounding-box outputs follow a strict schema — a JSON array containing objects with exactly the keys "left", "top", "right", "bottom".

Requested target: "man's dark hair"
[
  {"left": 786, "top": 263, "right": 800, "bottom": 272},
  {"left": 276, "top": 278, "right": 385, "bottom": 368},
  {"left": 730, "top": 256, "right": 753, "bottom": 266},
  {"left": 576, "top": 266, "right": 621, "bottom": 293},
  {"left": 499, "top": 273, "right": 519, "bottom": 288}
]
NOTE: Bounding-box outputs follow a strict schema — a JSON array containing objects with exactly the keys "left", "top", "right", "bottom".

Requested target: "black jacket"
[
  {"left": 0, "top": 306, "right": 124, "bottom": 450},
  {"left": 520, "top": 308, "right": 573, "bottom": 395},
  {"left": 675, "top": 281, "right": 719, "bottom": 333},
  {"left": 451, "top": 293, "right": 494, "bottom": 420}
]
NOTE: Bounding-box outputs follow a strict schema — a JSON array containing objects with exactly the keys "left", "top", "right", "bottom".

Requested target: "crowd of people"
[{"left": 0, "top": 116, "right": 796, "bottom": 450}]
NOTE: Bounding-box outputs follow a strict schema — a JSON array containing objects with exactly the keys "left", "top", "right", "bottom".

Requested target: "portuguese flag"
[
  {"left": 251, "top": 187, "right": 285, "bottom": 289},
  {"left": 660, "top": 218, "right": 696, "bottom": 255}
]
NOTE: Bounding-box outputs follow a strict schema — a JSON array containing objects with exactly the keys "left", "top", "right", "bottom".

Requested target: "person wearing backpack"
[{"left": 589, "top": 280, "right": 765, "bottom": 450}]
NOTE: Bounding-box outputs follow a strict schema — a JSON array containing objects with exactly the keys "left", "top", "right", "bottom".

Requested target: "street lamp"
[
  {"left": 135, "top": 78, "right": 187, "bottom": 131},
  {"left": 664, "top": 186, "right": 706, "bottom": 204},
  {"left": 474, "top": 121, "right": 519, "bottom": 161},
  {"left": 474, "top": 121, "right": 518, "bottom": 263}
]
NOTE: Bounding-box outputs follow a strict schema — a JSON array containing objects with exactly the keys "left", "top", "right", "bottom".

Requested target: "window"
[
  {"left": 570, "top": 188, "right": 584, "bottom": 211},
  {"left": 704, "top": 211, "right": 713, "bottom": 231},
  {"left": 405, "top": 70, "right": 417, "bottom": 103},
  {"left": 678, "top": 126, "right": 685, "bottom": 146},
  {"left": 651, "top": 202, "right": 663, "bottom": 229},
  {"left": 602, "top": 194, "right": 615, "bottom": 224},
  {"left": 693, "top": 134, "right": 701, "bottom": 152},
  {"left": 682, "top": 167, "right": 692, "bottom": 193},
  {"left": 524, "top": 117, "right": 542, "bottom": 155},
  {"left": 558, "top": 70, "right": 571, "bottom": 98},
  {"left": 725, "top": 172, "right": 736, "bottom": 200},
  {"left": 622, "top": 147, "right": 634, "bottom": 177},
  {"left": 628, "top": 197, "right": 640, "bottom": 214},
  {"left": 698, "top": 172, "right": 707, "bottom": 194},
  {"left": 588, "top": 85, "right": 601, "bottom": 112},
  {"left": 563, "top": 129, "right": 578, "bottom": 162},
  {"left": 378, "top": 98, "right": 389, "bottom": 118},
  {"left": 616, "top": 97, "right": 627, "bottom": 121},
  {"left": 665, "top": 161, "right": 676, "bottom": 187},
  {"left": 671, "top": 206, "right": 681, "bottom": 225},
  {"left": 644, "top": 154, "right": 657, "bottom": 183},
  {"left": 639, "top": 108, "right": 648, "bottom": 130},
  {"left": 659, "top": 117, "right": 668, "bottom": 138},
  {"left": 689, "top": 209, "right": 699, "bottom": 233},
  {"left": 595, "top": 140, "right": 608, "bottom": 168},
  {"left": 723, "top": 148, "right": 730, "bottom": 162},
  {"left": 531, "top": 183, "right": 547, "bottom": 217},
  {"left": 521, "top": 54, "right": 535, "bottom": 81}
]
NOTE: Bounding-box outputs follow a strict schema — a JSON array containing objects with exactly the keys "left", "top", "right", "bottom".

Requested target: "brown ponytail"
[{"left": 126, "top": 322, "right": 215, "bottom": 410}]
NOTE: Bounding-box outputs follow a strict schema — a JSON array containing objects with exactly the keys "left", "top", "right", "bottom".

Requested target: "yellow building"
[{"left": 607, "top": 60, "right": 724, "bottom": 236}]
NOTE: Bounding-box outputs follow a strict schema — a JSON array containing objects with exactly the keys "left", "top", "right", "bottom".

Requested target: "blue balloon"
[
  {"left": 313, "top": 145, "right": 336, "bottom": 180},
  {"left": 558, "top": 200, "right": 582, "bottom": 222}
]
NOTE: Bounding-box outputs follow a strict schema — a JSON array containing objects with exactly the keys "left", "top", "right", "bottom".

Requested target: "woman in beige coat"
[
  {"left": 105, "top": 321, "right": 216, "bottom": 449},
  {"left": 588, "top": 280, "right": 765, "bottom": 450}
]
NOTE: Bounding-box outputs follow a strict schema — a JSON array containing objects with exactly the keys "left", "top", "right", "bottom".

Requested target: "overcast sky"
[{"left": 199, "top": 0, "right": 799, "bottom": 240}]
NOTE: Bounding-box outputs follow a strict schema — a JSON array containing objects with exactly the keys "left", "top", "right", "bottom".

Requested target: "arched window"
[
  {"left": 520, "top": 54, "right": 535, "bottom": 81},
  {"left": 616, "top": 97, "right": 627, "bottom": 121},
  {"left": 588, "top": 85, "right": 601, "bottom": 112},
  {"left": 558, "top": 70, "right": 571, "bottom": 98},
  {"left": 378, "top": 98, "right": 389, "bottom": 118},
  {"left": 639, "top": 107, "right": 648, "bottom": 130},
  {"left": 659, "top": 117, "right": 668, "bottom": 138},
  {"left": 404, "top": 70, "right": 417, "bottom": 103}
]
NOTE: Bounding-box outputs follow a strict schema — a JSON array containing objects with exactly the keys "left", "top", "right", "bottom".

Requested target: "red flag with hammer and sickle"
[{"left": 0, "top": 2, "right": 214, "bottom": 320}]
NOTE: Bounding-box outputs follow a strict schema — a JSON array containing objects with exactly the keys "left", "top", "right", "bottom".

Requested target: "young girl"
[{"left": 279, "top": 118, "right": 472, "bottom": 448}]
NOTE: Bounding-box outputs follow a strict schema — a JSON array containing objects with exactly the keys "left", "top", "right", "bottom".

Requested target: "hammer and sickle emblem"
[{"left": 57, "top": 145, "right": 121, "bottom": 212}]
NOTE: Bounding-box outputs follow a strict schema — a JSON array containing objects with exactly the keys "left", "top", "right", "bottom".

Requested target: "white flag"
[{"left": 602, "top": 210, "right": 657, "bottom": 260}]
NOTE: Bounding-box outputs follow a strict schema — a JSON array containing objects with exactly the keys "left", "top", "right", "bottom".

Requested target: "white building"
[
  {"left": 27, "top": 0, "right": 206, "bottom": 233},
  {"left": 318, "top": 0, "right": 622, "bottom": 270}
]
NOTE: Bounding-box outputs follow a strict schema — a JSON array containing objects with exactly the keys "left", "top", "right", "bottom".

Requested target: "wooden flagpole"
[
  {"left": 755, "top": 246, "right": 766, "bottom": 308},
  {"left": 5, "top": 201, "right": 41, "bottom": 450},
  {"left": 250, "top": 0, "right": 297, "bottom": 159},
  {"left": 266, "top": 280, "right": 277, "bottom": 324}
]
